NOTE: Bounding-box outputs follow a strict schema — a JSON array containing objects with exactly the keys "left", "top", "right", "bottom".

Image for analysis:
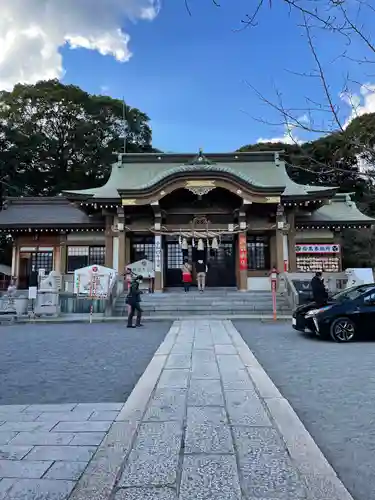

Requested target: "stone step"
[
  {"left": 139, "top": 310, "right": 290, "bottom": 317},
  {"left": 114, "top": 289, "right": 291, "bottom": 317},
  {"left": 114, "top": 298, "right": 290, "bottom": 306},
  {"left": 113, "top": 305, "right": 291, "bottom": 315},
  {"left": 121, "top": 294, "right": 286, "bottom": 302}
]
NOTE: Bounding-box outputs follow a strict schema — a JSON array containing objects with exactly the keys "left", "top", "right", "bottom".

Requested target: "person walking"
[
  {"left": 196, "top": 259, "right": 208, "bottom": 292},
  {"left": 181, "top": 258, "right": 192, "bottom": 292},
  {"left": 310, "top": 271, "right": 328, "bottom": 307},
  {"left": 126, "top": 275, "right": 143, "bottom": 328}
]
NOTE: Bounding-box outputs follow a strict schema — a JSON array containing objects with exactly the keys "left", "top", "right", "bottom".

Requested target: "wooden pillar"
[
  {"left": 54, "top": 246, "right": 61, "bottom": 273},
  {"left": 287, "top": 211, "right": 297, "bottom": 272},
  {"left": 59, "top": 234, "right": 67, "bottom": 274},
  {"left": 105, "top": 216, "right": 114, "bottom": 268},
  {"left": 334, "top": 231, "right": 343, "bottom": 271}
]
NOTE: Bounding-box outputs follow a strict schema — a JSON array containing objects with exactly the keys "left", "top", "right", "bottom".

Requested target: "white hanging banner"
[{"left": 154, "top": 236, "right": 162, "bottom": 272}]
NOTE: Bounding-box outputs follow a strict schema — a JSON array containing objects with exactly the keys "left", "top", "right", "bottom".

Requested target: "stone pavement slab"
[
  {"left": 0, "top": 402, "right": 125, "bottom": 499},
  {"left": 70, "top": 320, "right": 354, "bottom": 500}
]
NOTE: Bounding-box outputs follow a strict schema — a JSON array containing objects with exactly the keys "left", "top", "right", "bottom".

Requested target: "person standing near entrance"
[
  {"left": 310, "top": 271, "right": 328, "bottom": 307},
  {"left": 181, "top": 258, "right": 192, "bottom": 292},
  {"left": 126, "top": 275, "right": 143, "bottom": 328},
  {"left": 196, "top": 259, "right": 208, "bottom": 292}
]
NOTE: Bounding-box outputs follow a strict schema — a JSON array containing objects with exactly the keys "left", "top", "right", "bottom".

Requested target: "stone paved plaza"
[
  {"left": 0, "top": 403, "right": 124, "bottom": 499},
  {"left": 0, "top": 320, "right": 354, "bottom": 499}
]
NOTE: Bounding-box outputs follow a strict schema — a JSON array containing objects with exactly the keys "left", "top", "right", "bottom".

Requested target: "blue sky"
[{"left": 60, "top": 0, "right": 369, "bottom": 152}]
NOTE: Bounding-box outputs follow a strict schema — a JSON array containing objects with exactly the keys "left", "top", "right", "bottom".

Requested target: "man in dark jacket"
[
  {"left": 126, "top": 275, "right": 143, "bottom": 328},
  {"left": 311, "top": 272, "right": 328, "bottom": 306}
]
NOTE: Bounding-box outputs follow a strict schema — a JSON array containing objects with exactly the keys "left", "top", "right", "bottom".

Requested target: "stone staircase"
[{"left": 112, "top": 288, "right": 292, "bottom": 318}]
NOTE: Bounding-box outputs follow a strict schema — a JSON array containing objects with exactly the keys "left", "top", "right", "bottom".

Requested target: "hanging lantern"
[
  {"left": 212, "top": 237, "right": 219, "bottom": 250},
  {"left": 182, "top": 238, "right": 188, "bottom": 250},
  {"left": 192, "top": 238, "right": 195, "bottom": 248},
  {"left": 198, "top": 239, "right": 204, "bottom": 251}
]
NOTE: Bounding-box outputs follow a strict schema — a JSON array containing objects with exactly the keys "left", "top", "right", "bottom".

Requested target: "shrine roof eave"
[
  {"left": 282, "top": 188, "right": 339, "bottom": 202},
  {"left": 67, "top": 196, "right": 122, "bottom": 206},
  {"left": 296, "top": 220, "right": 374, "bottom": 228},
  {"left": 295, "top": 193, "right": 375, "bottom": 227},
  {"left": 0, "top": 224, "right": 105, "bottom": 232},
  {"left": 0, "top": 197, "right": 105, "bottom": 229}
]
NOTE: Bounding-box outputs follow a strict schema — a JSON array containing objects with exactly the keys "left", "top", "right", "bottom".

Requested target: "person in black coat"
[
  {"left": 126, "top": 275, "right": 143, "bottom": 328},
  {"left": 310, "top": 272, "right": 328, "bottom": 306}
]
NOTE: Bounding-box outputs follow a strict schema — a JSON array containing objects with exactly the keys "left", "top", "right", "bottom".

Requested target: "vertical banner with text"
[
  {"left": 154, "top": 235, "right": 162, "bottom": 272},
  {"left": 239, "top": 233, "right": 248, "bottom": 271}
]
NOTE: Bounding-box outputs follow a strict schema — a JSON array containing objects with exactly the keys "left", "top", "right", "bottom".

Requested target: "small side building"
[{"left": 0, "top": 151, "right": 373, "bottom": 291}]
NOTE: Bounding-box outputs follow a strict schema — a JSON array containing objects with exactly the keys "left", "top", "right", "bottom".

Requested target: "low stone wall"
[{"left": 59, "top": 294, "right": 106, "bottom": 314}]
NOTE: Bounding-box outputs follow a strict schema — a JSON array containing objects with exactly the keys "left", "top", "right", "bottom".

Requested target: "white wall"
[
  {"left": 67, "top": 232, "right": 105, "bottom": 243},
  {"left": 247, "top": 277, "right": 271, "bottom": 291},
  {"left": 112, "top": 236, "right": 119, "bottom": 271}
]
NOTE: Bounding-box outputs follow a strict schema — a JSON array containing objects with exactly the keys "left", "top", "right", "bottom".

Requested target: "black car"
[{"left": 292, "top": 283, "right": 375, "bottom": 342}]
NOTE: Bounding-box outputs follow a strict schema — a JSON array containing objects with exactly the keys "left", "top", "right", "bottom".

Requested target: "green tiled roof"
[
  {"left": 0, "top": 198, "right": 104, "bottom": 228},
  {"left": 63, "top": 152, "right": 337, "bottom": 199},
  {"left": 297, "top": 194, "right": 375, "bottom": 225}
]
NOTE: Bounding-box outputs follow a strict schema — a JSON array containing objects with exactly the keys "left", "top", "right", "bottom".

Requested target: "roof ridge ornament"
[{"left": 187, "top": 148, "right": 215, "bottom": 166}]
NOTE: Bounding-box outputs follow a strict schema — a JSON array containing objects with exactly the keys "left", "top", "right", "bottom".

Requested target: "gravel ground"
[
  {"left": 234, "top": 320, "right": 375, "bottom": 500},
  {"left": 0, "top": 321, "right": 170, "bottom": 405}
]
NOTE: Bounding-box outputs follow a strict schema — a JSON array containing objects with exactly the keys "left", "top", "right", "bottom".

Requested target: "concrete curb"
[
  {"left": 224, "top": 320, "right": 355, "bottom": 500},
  {"left": 11, "top": 314, "right": 292, "bottom": 324},
  {"left": 68, "top": 323, "right": 180, "bottom": 500}
]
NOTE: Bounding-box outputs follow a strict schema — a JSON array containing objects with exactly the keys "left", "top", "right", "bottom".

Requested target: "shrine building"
[{"left": 0, "top": 150, "right": 373, "bottom": 291}]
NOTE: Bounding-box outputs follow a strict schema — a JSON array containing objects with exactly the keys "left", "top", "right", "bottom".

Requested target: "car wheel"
[{"left": 330, "top": 317, "right": 356, "bottom": 343}]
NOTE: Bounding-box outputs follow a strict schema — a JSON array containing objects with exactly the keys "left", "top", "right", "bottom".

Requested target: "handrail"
[
  {"left": 104, "top": 273, "right": 124, "bottom": 316},
  {"left": 282, "top": 272, "right": 299, "bottom": 311}
]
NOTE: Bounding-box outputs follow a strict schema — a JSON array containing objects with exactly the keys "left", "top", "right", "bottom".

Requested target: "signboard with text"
[
  {"left": 295, "top": 244, "right": 341, "bottom": 254},
  {"left": 127, "top": 259, "right": 155, "bottom": 279},
  {"left": 73, "top": 265, "right": 116, "bottom": 298}
]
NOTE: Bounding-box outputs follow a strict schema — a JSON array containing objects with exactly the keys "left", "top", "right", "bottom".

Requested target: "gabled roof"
[
  {"left": 63, "top": 151, "right": 338, "bottom": 200},
  {"left": 0, "top": 197, "right": 104, "bottom": 229},
  {"left": 296, "top": 194, "right": 375, "bottom": 226}
]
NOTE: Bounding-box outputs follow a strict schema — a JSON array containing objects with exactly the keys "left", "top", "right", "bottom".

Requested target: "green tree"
[
  {"left": 239, "top": 114, "right": 375, "bottom": 269},
  {"left": 0, "top": 79, "right": 153, "bottom": 196}
]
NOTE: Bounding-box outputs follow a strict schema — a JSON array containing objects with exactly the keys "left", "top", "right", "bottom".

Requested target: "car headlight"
[{"left": 305, "top": 306, "right": 332, "bottom": 318}]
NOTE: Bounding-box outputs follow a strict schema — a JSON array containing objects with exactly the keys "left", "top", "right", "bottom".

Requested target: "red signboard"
[{"left": 239, "top": 234, "right": 248, "bottom": 271}]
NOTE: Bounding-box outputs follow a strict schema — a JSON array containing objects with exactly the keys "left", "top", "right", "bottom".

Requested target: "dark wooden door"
[
  {"left": 165, "top": 241, "right": 185, "bottom": 287},
  {"left": 206, "top": 241, "right": 236, "bottom": 287}
]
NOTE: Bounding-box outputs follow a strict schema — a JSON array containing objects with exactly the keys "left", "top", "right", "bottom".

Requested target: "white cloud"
[
  {"left": 341, "top": 83, "right": 375, "bottom": 128},
  {"left": 257, "top": 120, "right": 305, "bottom": 145},
  {"left": 0, "top": 0, "right": 160, "bottom": 91},
  {"left": 258, "top": 83, "right": 375, "bottom": 145}
]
